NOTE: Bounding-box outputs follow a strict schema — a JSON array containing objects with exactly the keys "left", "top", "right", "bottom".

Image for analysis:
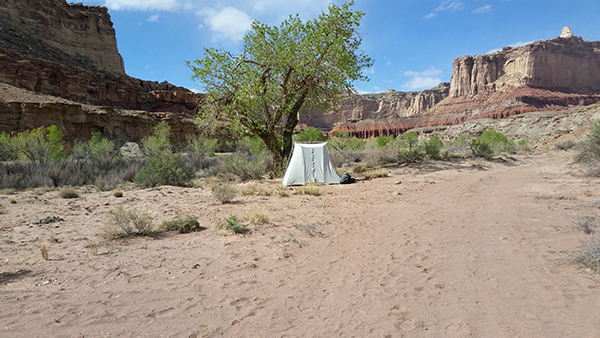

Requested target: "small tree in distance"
[{"left": 187, "top": 1, "right": 373, "bottom": 169}]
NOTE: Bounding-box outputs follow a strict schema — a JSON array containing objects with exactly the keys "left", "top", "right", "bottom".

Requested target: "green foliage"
[
  {"left": 401, "top": 132, "right": 419, "bottom": 150},
  {"left": 141, "top": 121, "right": 172, "bottom": 157},
  {"left": 334, "top": 130, "right": 351, "bottom": 138},
  {"left": 186, "top": 136, "right": 218, "bottom": 157},
  {"left": 328, "top": 134, "right": 366, "bottom": 152},
  {"left": 0, "top": 132, "right": 17, "bottom": 161},
  {"left": 376, "top": 135, "right": 394, "bottom": 148},
  {"left": 225, "top": 215, "right": 247, "bottom": 234},
  {"left": 424, "top": 134, "right": 443, "bottom": 160},
  {"left": 10, "top": 125, "right": 65, "bottom": 164},
  {"left": 133, "top": 151, "right": 194, "bottom": 187},
  {"left": 294, "top": 128, "right": 326, "bottom": 143},
  {"left": 187, "top": 1, "right": 372, "bottom": 168},
  {"left": 160, "top": 215, "right": 202, "bottom": 233},
  {"left": 470, "top": 139, "right": 494, "bottom": 158},
  {"left": 72, "top": 132, "right": 119, "bottom": 171},
  {"left": 237, "top": 135, "right": 267, "bottom": 156},
  {"left": 474, "top": 130, "right": 516, "bottom": 155}
]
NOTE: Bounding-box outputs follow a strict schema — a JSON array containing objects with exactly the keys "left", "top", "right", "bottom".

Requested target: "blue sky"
[{"left": 68, "top": 0, "right": 600, "bottom": 94}]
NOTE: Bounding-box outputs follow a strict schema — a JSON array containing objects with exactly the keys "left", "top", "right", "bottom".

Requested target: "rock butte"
[{"left": 1, "top": 1, "right": 599, "bottom": 143}]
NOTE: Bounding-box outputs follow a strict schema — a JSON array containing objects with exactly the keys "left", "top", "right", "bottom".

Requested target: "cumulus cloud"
[
  {"left": 147, "top": 14, "right": 160, "bottom": 22},
  {"left": 400, "top": 67, "right": 442, "bottom": 91},
  {"left": 196, "top": 6, "right": 254, "bottom": 42},
  {"left": 472, "top": 5, "right": 492, "bottom": 14},
  {"left": 486, "top": 41, "right": 534, "bottom": 54},
  {"left": 104, "top": 0, "right": 179, "bottom": 11}
]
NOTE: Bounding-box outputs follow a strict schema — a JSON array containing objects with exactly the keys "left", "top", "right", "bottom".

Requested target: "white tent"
[{"left": 282, "top": 142, "right": 340, "bottom": 186}]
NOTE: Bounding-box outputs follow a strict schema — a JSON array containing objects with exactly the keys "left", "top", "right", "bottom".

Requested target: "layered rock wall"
[
  {"left": 0, "top": 0, "right": 124, "bottom": 74},
  {"left": 450, "top": 37, "right": 600, "bottom": 98}
]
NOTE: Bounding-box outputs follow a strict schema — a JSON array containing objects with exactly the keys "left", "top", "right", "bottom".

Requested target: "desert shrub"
[
  {"left": 236, "top": 135, "right": 268, "bottom": 156},
  {"left": 398, "top": 132, "right": 424, "bottom": 163},
  {"left": 470, "top": 138, "right": 494, "bottom": 158},
  {"left": 0, "top": 132, "right": 17, "bottom": 161},
  {"left": 573, "top": 215, "right": 597, "bottom": 234},
  {"left": 94, "top": 174, "right": 124, "bottom": 192},
  {"left": 100, "top": 206, "right": 154, "bottom": 240},
  {"left": 112, "top": 188, "right": 124, "bottom": 197},
  {"left": 328, "top": 148, "right": 363, "bottom": 167},
  {"left": 328, "top": 134, "right": 366, "bottom": 152},
  {"left": 555, "top": 139, "right": 577, "bottom": 150},
  {"left": 58, "top": 186, "right": 79, "bottom": 199},
  {"left": 211, "top": 182, "right": 238, "bottom": 203},
  {"left": 444, "top": 133, "right": 470, "bottom": 157},
  {"left": 294, "top": 128, "right": 327, "bottom": 143},
  {"left": 274, "top": 185, "right": 289, "bottom": 197},
  {"left": 575, "top": 235, "right": 600, "bottom": 272},
  {"left": 363, "top": 168, "right": 389, "bottom": 179},
  {"left": 576, "top": 121, "right": 600, "bottom": 175},
  {"left": 218, "top": 215, "right": 247, "bottom": 234},
  {"left": 516, "top": 139, "right": 530, "bottom": 152},
  {"left": 141, "top": 121, "right": 172, "bottom": 157},
  {"left": 72, "top": 132, "right": 119, "bottom": 171},
  {"left": 424, "top": 134, "right": 443, "bottom": 160},
  {"left": 159, "top": 215, "right": 202, "bottom": 233},
  {"left": 218, "top": 152, "right": 269, "bottom": 181},
  {"left": 134, "top": 151, "right": 194, "bottom": 187},
  {"left": 362, "top": 147, "right": 399, "bottom": 166},
  {"left": 185, "top": 136, "right": 218, "bottom": 171}
]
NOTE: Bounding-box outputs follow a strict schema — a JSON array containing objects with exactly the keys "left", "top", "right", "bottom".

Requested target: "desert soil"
[{"left": 1, "top": 149, "right": 599, "bottom": 337}]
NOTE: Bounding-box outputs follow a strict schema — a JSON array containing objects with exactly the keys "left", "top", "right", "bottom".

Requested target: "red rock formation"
[
  {"left": 0, "top": 0, "right": 125, "bottom": 74},
  {"left": 0, "top": 48, "right": 200, "bottom": 115}
]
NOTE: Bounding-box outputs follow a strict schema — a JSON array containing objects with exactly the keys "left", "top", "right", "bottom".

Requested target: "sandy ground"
[{"left": 1, "top": 149, "right": 600, "bottom": 337}]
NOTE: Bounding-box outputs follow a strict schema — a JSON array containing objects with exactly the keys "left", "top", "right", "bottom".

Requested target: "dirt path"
[{"left": 1, "top": 150, "right": 599, "bottom": 337}]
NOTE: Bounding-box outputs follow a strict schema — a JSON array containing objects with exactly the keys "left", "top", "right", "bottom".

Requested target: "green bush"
[
  {"left": 160, "top": 215, "right": 202, "bottom": 233},
  {"left": 237, "top": 135, "right": 267, "bottom": 156},
  {"left": 72, "top": 132, "right": 119, "bottom": 170},
  {"left": 141, "top": 121, "right": 172, "bottom": 157},
  {"left": 470, "top": 139, "right": 494, "bottom": 158},
  {"left": 224, "top": 215, "right": 247, "bottom": 234},
  {"left": 424, "top": 135, "right": 443, "bottom": 160},
  {"left": 474, "top": 130, "right": 515, "bottom": 156},
  {"left": 134, "top": 151, "right": 194, "bottom": 187},
  {"left": 0, "top": 132, "right": 17, "bottom": 161},
  {"left": 11, "top": 125, "right": 65, "bottom": 164},
  {"left": 376, "top": 135, "right": 394, "bottom": 148},
  {"left": 294, "top": 128, "right": 327, "bottom": 143}
]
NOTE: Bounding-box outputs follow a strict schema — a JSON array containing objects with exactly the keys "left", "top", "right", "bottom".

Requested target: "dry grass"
[
  {"left": 99, "top": 206, "right": 154, "bottom": 240},
  {"left": 40, "top": 244, "right": 48, "bottom": 260},
  {"left": 58, "top": 186, "right": 79, "bottom": 199},
  {"left": 294, "top": 182, "right": 321, "bottom": 196},
  {"left": 112, "top": 188, "right": 124, "bottom": 198},
  {"left": 294, "top": 221, "right": 325, "bottom": 237},
  {"left": 352, "top": 163, "right": 370, "bottom": 174},
  {"left": 241, "top": 185, "right": 273, "bottom": 197},
  {"left": 242, "top": 207, "right": 270, "bottom": 225},
  {"left": 211, "top": 182, "right": 238, "bottom": 203},
  {"left": 363, "top": 168, "right": 389, "bottom": 179}
]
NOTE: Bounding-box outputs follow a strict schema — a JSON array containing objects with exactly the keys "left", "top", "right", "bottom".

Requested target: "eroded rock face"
[
  {"left": 0, "top": 0, "right": 124, "bottom": 74},
  {"left": 449, "top": 36, "right": 600, "bottom": 97},
  {"left": 301, "top": 83, "right": 449, "bottom": 137}
]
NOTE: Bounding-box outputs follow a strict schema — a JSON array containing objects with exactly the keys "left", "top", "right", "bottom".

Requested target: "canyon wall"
[{"left": 0, "top": 0, "right": 124, "bottom": 74}]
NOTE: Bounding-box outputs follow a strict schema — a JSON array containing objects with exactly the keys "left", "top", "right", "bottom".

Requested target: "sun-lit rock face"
[
  {"left": 449, "top": 35, "right": 600, "bottom": 98},
  {"left": 0, "top": 0, "right": 125, "bottom": 74}
]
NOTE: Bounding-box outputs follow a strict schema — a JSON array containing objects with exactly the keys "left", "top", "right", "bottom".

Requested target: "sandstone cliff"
[
  {"left": 0, "top": 0, "right": 201, "bottom": 142},
  {"left": 303, "top": 83, "right": 449, "bottom": 138},
  {"left": 0, "top": 0, "right": 124, "bottom": 74}
]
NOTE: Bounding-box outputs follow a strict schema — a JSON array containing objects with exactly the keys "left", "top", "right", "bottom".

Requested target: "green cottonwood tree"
[{"left": 187, "top": 1, "right": 372, "bottom": 168}]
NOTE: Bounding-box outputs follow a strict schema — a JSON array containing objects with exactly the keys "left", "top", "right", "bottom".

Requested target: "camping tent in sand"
[{"left": 282, "top": 142, "right": 340, "bottom": 186}]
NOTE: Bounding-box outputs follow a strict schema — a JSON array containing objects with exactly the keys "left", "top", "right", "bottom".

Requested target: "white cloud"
[
  {"left": 401, "top": 67, "right": 442, "bottom": 91},
  {"left": 363, "top": 67, "right": 375, "bottom": 75},
  {"left": 147, "top": 14, "right": 160, "bottom": 22},
  {"left": 424, "top": 13, "right": 437, "bottom": 19},
  {"left": 104, "top": 0, "right": 179, "bottom": 11},
  {"left": 197, "top": 7, "right": 254, "bottom": 42},
  {"left": 472, "top": 5, "right": 491, "bottom": 14},
  {"left": 435, "top": 1, "right": 464, "bottom": 12},
  {"left": 486, "top": 41, "right": 534, "bottom": 54}
]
